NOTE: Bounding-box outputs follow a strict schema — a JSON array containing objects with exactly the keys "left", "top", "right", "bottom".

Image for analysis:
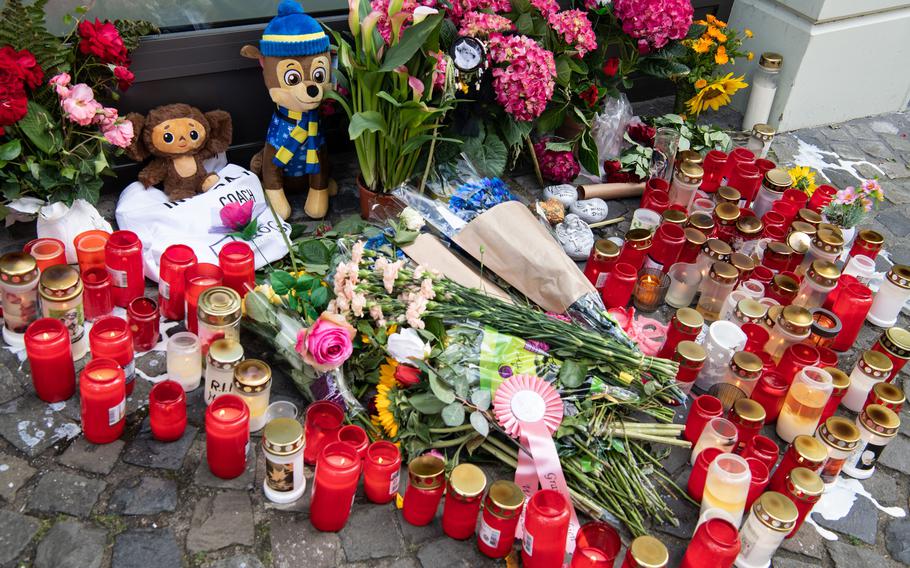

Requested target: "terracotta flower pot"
[{"left": 358, "top": 175, "right": 398, "bottom": 220}]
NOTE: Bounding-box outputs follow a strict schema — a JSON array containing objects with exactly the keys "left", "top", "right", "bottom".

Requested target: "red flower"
[
  {"left": 603, "top": 160, "right": 622, "bottom": 175},
  {"left": 0, "top": 46, "right": 43, "bottom": 90},
  {"left": 602, "top": 57, "right": 620, "bottom": 77},
  {"left": 113, "top": 66, "right": 134, "bottom": 91},
  {"left": 0, "top": 84, "right": 28, "bottom": 130},
  {"left": 78, "top": 19, "right": 128, "bottom": 64},
  {"left": 578, "top": 84, "right": 599, "bottom": 108},
  {"left": 627, "top": 122, "right": 656, "bottom": 147}
]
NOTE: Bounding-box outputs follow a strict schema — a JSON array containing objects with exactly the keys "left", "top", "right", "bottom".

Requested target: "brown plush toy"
[{"left": 125, "top": 103, "right": 232, "bottom": 201}]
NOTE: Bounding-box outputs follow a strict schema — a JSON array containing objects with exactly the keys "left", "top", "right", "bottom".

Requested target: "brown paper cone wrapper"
[
  {"left": 577, "top": 182, "right": 645, "bottom": 201},
  {"left": 452, "top": 201, "right": 596, "bottom": 313},
  {"left": 402, "top": 233, "right": 512, "bottom": 303}
]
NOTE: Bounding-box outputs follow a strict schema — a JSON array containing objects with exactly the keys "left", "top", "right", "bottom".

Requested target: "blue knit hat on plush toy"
[{"left": 260, "top": 0, "right": 330, "bottom": 57}]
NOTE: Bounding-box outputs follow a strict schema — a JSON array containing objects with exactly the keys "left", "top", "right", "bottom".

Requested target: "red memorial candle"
[
  {"left": 25, "top": 318, "right": 75, "bottom": 402},
  {"left": 442, "top": 463, "right": 487, "bottom": 540},
  {"left": 184, "top": 263, "right": 222, "bottom": 334},
  {"left": 24, "top": 238, "right": 66, "bottom": 271},
  {"left": 522, "top": 489, "right": 571, "bottom": 568},
  {"left": 871, "top": 327, "right": 910, "bottom": 382},
  {"left": 749, "top": 371, "right": 788, "bottom": 423},
  {"left": 744, "top": 457, "right": 770, "bottom": 509},
  {"left": 601, "top": 262, "right": 637, "bottom": 309},
  {"left": 82, "top": 267, "right": 113, "bottom": 321},
  {"left": 104, "top": 230, "right": 144, "bottom": 308},
  {"left": 89, "top": 316, "right": 136, "bottom": 396},
  {"left": 680, "top": 517, "right": 740, "bottom": 568},
  {"left": 338, "top": 424, "right": 369, "bottom": 460},
  {"left": 570, "top": 522, "right": 621, "bottom": 567},
  {"left": 127, "top": 297, "right": 160, "bottom": 352},
  {"left": 741, "top": 435, "right": 780, "bottom": 471},
  {"left": 363, "top": 441, "right": 401, "bottom": 504},
  {"left": 149, "top": 380, "right": 187, "bottom": 442},
  {"left": 158, "top": 244, "right": 197, "bottom": 321},
  {"left": 303, "top": 400, "right": 344, "bottom": 464},
  {"left": 657, "top": 308, "right": 703, "bottom": 359},
  {"left": 477, "top": 480, "right": 525, "bottom": 559},
  {"left": 684, "top": 395, "right": 724, "bottom": 443},
  {"left": 784, "top": 467, "right": 824, "bottom": 538},
  {"left": 74, "top": 230, "right": 110, "bottom": 273},
  {"left": 769, "top": 436, "right": 826, "bottom": 494},
  {"left": 205, "top": 394, "right": 250, "bottom": 479},
  {"left": 218, "top": 241, "right": 255, "bottom": 297},
  {"left": 80, "top": 358, "right": 126, "bottom": 444},
  {"left": 402, "top": 454, "right": 446, "bottom": 527},
  {"left": 688, "top": 447, "right": 723, "bottom": 502},
  {"left": 310, "top": 441, "right": 363, "bottom": 532}
]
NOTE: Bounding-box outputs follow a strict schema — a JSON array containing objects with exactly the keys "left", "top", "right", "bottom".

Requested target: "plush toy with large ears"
[
  {"left": 124, "top": 103, "right": 232, "bottom": 201},
  {"left": 241, "top": 0, "right": 336, "bottom": 220}
]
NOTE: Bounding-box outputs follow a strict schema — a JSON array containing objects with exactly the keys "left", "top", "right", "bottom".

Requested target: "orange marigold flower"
[
  {"left": 707, "top": 26, "right": 728, "bottom": 43},
  {"left": 692, "top": 37, "right": 714, "bottom": 54},
  {"left": 706, "top": 14, "right": 727, "bottom": 27},
  {"left": 715, "top": 45, "right": 729, "bottom": 65},
  {"left": 695, "top": 78, "right": 707, "bottom": 89}
]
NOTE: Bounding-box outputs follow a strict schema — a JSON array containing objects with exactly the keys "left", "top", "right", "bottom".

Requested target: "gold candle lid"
[
  {"left": 765, "top": 304, "right": 782, "bottom": 329},
  {"left": 38, "top": 264, "right": 83, "bottom": 302},
  {"left": 703, "top": 239, "right": 733, "bottom": 260},
  {"left": 792, "top": 435, "right": 828, "bottom": 465},
  {"left": 870, "top": 381, "right": 904, "bottom": 407},
  {"left": 730, "top": 252, "right": 755, "bottom": 275},
  {"left": 763, "top": 168, "right": 792, "bottom": 191},
  {"left": 625, "top": 228, "right": 653, "bottom": 248},
  {"left": 676, "top": 162, "right": 704, "bottom": 183},
  {"left": 797, "top": 208, "right": 822, "bottom": 226},
  {"left": 687, "top": 212, "right": 715, "bottom": 233},
  {"left": 736, "top": 215, "right": 763, "bottom": 236},
  {"left": 772, "top": 274, "right": 799, "bottom": 295},
  {"left": 629, "top": 535, "right": 669, "bottom": 568},
  {"left": 880, "top": 327, "right": 910, "bottom": 358},
  {"left": 198, "top": 286, "right": 242, "bottom": 326},
  {"left": 714, "top": 202, "right": 741, "bottom": 223},
  {"left": 886, "top": 265, "right": 910, "bottom": 290},
  {"left": 859, "top": 350, "right": 893, "bottom": 377},
  {"left": 817, "top": 223, "right": 843, "bottom": 237},
  {"left": 823, "top": 367, "right": 850, "bottom": 393},
  {"left": 790, "top": 221, "right": 816, "bottom": 237},
  {"left": 593, "top": 239, "right": 620, "bottom": 260},
  {"left": 766, "top": 241, "right": 793, "bottom": 259},
  {"left": 449, "top": 463, "right": 487, "bottom": 500},
  {"left": 661, "top": 209, "right": 688, "bottom": 226},
  {"left": 709, "top": 261, "right": 739, "bottom": 284},
  {"left": 263, "top": 417, "right": 304, "bottom": 455},
  {"left": 717, "top": 186, "right": 741, "bottom": 204},
  {"left": 787, "top": 467, "right": 824, "bottom": 500},
  {"left": 0, "top": 252, "right": 38, "bottom": 285},
  {"left": 732, "top": 398, "right": 766, "bottom": 425},
  {"left": 813, "top": 228, "right": 845, "bottom": 254},
  {"left": 208, "top": 338, "right": 244, "bottom": 367},
  {"left": 408, "top": 454, "right": 446, "bottom": 490},
  {"left": 684, "top": 227, "right": 708, "bottom": 248},
  {"left": 735, "top": 298, "right": 767, "bottom": 324},
  {"left": 759, "top": 52, "right": 783, "bottom": 70},
  {"left": 807, "top": 260, "right": 840, "bottom": 288},
  {"left": 779, "top": 305, "right": 812, "bottom": 335},
  {"left": 751, "top": 123, "right": 776, "bottom": 141},
  {"left": 859, "top": 404, "right": 900, "bottom": 437},
  {"left": 753, "top": 491, "right": 798, "bottom": 532},
  {"left": 676, "top": 340, "right": 707, "bottom": 365},
  {"left": 818, "top": 417, "right": 861, "bottom": 452},
  {"left": 787, "top": 231, "right": 811, "bottom": 254},
  {"left": 731, "top": 351, "right": 763, "bottom": 377},
  {"left": 856, "top": 229, "right": 884, "bottom": 247},
  {"left": 232, "top": 359, "right": 272, "bottom": 393},
  {"left": 484, "top": 480, "right": 525, "bottom": 519},
  {"left": 676, "top": 149, "right": 703, "bottom": 167},
  {"left": 675, "top": 307, "right": 704, "bottom": 331}
]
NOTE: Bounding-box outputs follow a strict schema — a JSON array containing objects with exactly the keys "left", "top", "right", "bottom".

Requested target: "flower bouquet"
[{"left": 822, "top": 179, "right": 884, "bottom": 230}]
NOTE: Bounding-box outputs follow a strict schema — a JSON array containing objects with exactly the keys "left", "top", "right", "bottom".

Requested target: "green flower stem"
[
  {"left": 605, "top": 430, "right": 692, "bottom": 447},
  {"left": 428, "top": 425, "right": 474, "bottom": 434}
]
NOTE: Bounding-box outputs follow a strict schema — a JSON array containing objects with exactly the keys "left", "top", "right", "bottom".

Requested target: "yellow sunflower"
[
  {"left": 715, "top": 45, "right": 729, "bottom": 65},
  {"left": 788, "top": 166, "right": 818, "bottom": 196},
  {"left": 379, "top": 357, "right": 398, "bottom": 387},
  {"left": 372, "top": 387, "right": 400, "bottom": 439},
  {"left": 691, "top": 37, "right": 714, "bottom": 54},
  {"left": 686, "top": 73, "right": 748, "bottom": 116}
]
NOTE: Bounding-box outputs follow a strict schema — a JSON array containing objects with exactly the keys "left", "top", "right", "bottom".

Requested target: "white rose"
[
  {"left": 387, "top": 328, "right": 431, "bottom": 363},
  {"left": 400, "top": 207, "right": 426, "bottom": 231}
]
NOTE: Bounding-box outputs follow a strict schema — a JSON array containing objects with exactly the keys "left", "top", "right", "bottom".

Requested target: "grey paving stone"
[
  {"left": 194, "top": 441, "right": 256, "bottom": 490},
  {"left": 878, "top": 433, "right": 910, "bottom": 473},
  {"left": 415, "top": 536, "right": 494, "bottom": 568},
  {"left": 780, "top": 520, "right": 829, "bottom": 559},
  {"left": 59, "top": 436, "right": 125, "bottom": 475},
  {"left": 339, "top": 503, "right": 404, "bottom": 562},
  {"left": 880, "top": 159, "right": 910, "bottom": 180},
  {"left": 398, "top": 507, "right": 444, "bottom": 546},
  {"left": 857, "top": 139, "right": 896, "bottom": 161},
  {"left": 26, "top": 470, "right": 105, "bottom": 518},
  {"left": 205, "top": 554, "right": 265, "bottom": 568},
  {"left": 826, "top": 539, "right": 896, "bottom": 568},
  {"left": 187, "top": 491, "right": 255, "bottom": 553},
  {"left": 122, "top": 418, "right": 196, "bottom": 470},
  {"left": 0, "top": 509, "right": 40, "bottom": 566},
  {"left": 347, "top": 559, "right": 420, "bottom": 568},
  {"left": 653, "top": 471, "right": 698, "bottom": 540},
  {"left": 0, "top": 349, "right": 30, "bottom": 405},
  {"left": 830, "top": 143, "right": 865, "bottom": 161},
  {"left": 136, "top": 351, "right": 167, "bottom": 379},
  {"left": 34, "top": 520, "right": 106, "bottom": 568},
  {"left": 882, "top": 132, "right": 910, "bottom": 152},
  {"left": 0, "top": 450, "right": 36, "bottom": 502},
  {"left": 861, "top": 468, "right": 901, "bottom": 507},
  {"left": 772, "top": 557, "right": 819, "bottom": 568},
  {"left": 112, "top": 528, "right": 182, "bottom": 568},
  {"left": 271, "top": 515, "right": 345, "bottom": 568},
  {"left": 876, "top": 207, "right": 910, "bottom": 239},
  {"left": 0, "top": 394, "right": 81, "bottom": 456},
  {"left": 125, "top": 377, "right": 153, "bottom": 416},
  {"left": 811, "top": 494, "right": 879, "bottom": 544},
  {"left": 885, "top": 517, "right": 910, "bottom": 564},
  {"left": 108, "top": 476, "right": 178, "bottom": 515}
]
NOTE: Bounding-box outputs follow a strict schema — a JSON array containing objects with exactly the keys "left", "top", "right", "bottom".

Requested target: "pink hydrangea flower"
[
  {"left": 612, "top": 0, "right": 693, "bottom": 50},
  {"left": 61, "top": 83, "right": 102, "bottom": 126},
  {"left": 534, "top": 140, "right": 580, "bottom": 184},
  {"left": 370, "top": 0, "right": 437, "bottom": 43},
  {"left": 487, "top": 33, "right": 556, "bottom": 122},
  {"left": 431, "top": 51, "right": 448, "bottom": 91},
  {"left": 448, "top": 0, "right": 510, "bottom": 24},
  {"left": 530, "top": 0, "right": 560, "bottom": 17},
  {"left": 549, "top": 10, "right": 597, "bottom": 57},
  {"left": 458, "top": 11, "right": 513, "bottom": 37}
]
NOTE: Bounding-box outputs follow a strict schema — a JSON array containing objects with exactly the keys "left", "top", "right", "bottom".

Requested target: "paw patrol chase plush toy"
[{"left": 242, "top": 0, "right": 335, "bottom": 220}]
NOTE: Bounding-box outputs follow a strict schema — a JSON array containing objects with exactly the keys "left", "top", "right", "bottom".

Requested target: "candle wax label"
[
  {"left": 642, "top": 255, "right": 662, "bottom": 271},
  {"left": 47, "top": 305, "right": 85, "bottom": 342},
  {"left": 388, "top": 469, "right": 400, "bottom": 496},
  {"left": 266, "top": 460, "right": 294, "bottom": 492},
  {"left": 108, "top": 267, "right": 129, "bottom": 288},
  {"left": 738, "top": 520, "right": 761, "bottom": 560},
  {"left": 522, "top": 531, "right": 533, "bottom": 556},
  {"left": 849, "top": 441, "right": 886, "bottom": 471},
  {"left": 595, "top": 273, "right": 607, "bottom": 288},
  {"left": 478, "top": 517, "right": 501, "bottom": 548},
  {"left": 108, "top": 398, "right": 125, "bottom": 426},
  {"left": 159, "top": 280, "right": 170, "bottom": 300},
  {"left": 123, "top": 360, "right": 135, "bottom": 385},
  {"left": 2, "top": 289, "right": 38, "bottom": 333}
]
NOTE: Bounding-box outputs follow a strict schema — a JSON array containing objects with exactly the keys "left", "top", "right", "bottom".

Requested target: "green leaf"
[
  {"left": 408, "top": 392, "right": 448, "bottom": 414},
  {"left": 638, "top": 57, "right": 690, "bottom": 79},
  {"left": 349, "top": 111, "right": 388, "bottom": 139},
  {"left": 240, "top": 219, "right": 259, "bottom": 241},
  {"left": 470, "top": 411, "right": 489, "bottom": 437},
  {"left": 310, "top": 286, "right": 329, "bottom": 309},
  {"left": 441, "top": 402, "right": 465, "bottom": 426},
  {"left": 499, "top": 119, "right": 533, "bottom": 149},
  {"left": 287, "top": 293, "right": 299, "bottom": 312},
  {"left": 469, "top": 389, "right": 491, "bottom": 411},
  {"left": 298, "top": 240, "right": 332, "bottom": 265},
  {"left": 60, "top": 166, "right": 77, "bottom": 180},
  {"left": 536, "top": 107, "right": 567, "bottom": 134},
  {"left": 559, "top": 359, "right": 587, "bottom": 389},
  {"left": 464, "top": 131, "right": 508, "bottom": 177},
  {"left": 515, "top": 12, "right": 533, "bottom": 35},
  {"left": 333, "top": 215, "right": 369, "bottom": 235},
  {"left": 555, "top": 55, "right": 573, "bottom": 86},
  {"left": 270, "top": 270, "right": 296, "bottom": 295},
  {"left": 379, "top": 14, "right": 443, "bottom": 71},
  {"left": 425, "top": 364, "right": 456, "bottom": 404},
  {"left": 545, "top": 141, "right": 574, "bottom": 152},
  {"left": 0, "top": 140, "right": 21, "bottom": 161},
  {"left": 17, "top": 101, "right": 60, "bottom": 154},
  {"left": 577, "top": 131, "right": 600, "bottom": 176}
]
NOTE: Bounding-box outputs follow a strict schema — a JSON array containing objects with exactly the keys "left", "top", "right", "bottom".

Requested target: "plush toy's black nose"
[{"left": 306, "top": 85, "right": 319, "bottom": 97}]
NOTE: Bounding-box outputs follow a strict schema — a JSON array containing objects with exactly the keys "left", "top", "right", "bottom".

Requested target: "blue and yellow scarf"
[{"left": 266, "top": 105, "right": 322, "bottom": 176}]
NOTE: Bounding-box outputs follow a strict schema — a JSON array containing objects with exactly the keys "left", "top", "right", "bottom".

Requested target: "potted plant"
[
  {"left": 821, "top": 179, "right": 884, "bottom": 246},
  {"left": 327, "top": 1, "right": 457, "bottom": 219}
]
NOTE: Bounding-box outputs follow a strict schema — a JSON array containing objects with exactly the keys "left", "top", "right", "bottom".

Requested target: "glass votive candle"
[
  {"left": 843, "top": 350, "right": 892, "bottom": 412},
  {"left": 750, "top": 372, "right": 788, "bottom": 424},
  {"left": 38, "top": 264, "right": 87, "bottom": 360},
  {"left": 601, "top": 262, "right": 637, "bottom": 309},
  {"left": 89, "top": 315, "right": 136, "bottom": 396},
  {"left": 584, "top": 240, "right": 621, "bottom": 290},
  {"left": 80, "top": 357, "right": 126, "bottom": 444},
  {"left": 205, "top": 339, "right": 244, "bottom": 404},
  {"left": 25, "top": 318, "right": 75, "bottom": 402},
  {"left": 127, "top": 297, "right": 160, "bottom": 352},
  {"left": 866, "top": 381, "right": 905, "bottom": 413},
  {"left": 262, "top": 417, "right": 306, "bottom": 503},
  {"left": 304, "top": 400, "right": 345, "bottom": 464},
  {"left": 232, "top": 359, "right": 272, "bottom": 432},
  {"left": 688, "top": 447, "right": 723, "bottom": 502},
  {"left": 0, "top": 252, "right": 40, "bottom": 347},
  {"left": 691, "top": 417, "right": 738, "bottom": 466},
  {"left": 699, "top": 453, "right": 751, "bottom": 527},
  {"left": 630, "top": 208, "right": 662, "bottom": 233},
  {"left": 522, "top": 489, "right": 571, "bottom": 568},
  {"left": 776, "top": 367, "right": 833, "bottom": 443},
  {"left": 218, "top": 241, "right": 256, "bottom": 297},
  {"left": 679, "top": 227, "right": 708, "bottom": 264},
  {"left": 736, "top": 491, "right": 798, "bottom": 568},
  {"left": 695, "top": 239, "right": 733, "bottom": 279},
  {"left": 744, "top": 456, "right": 770, "bottom": 510},
  {"left": 696, "top": 321, "right": 748, "bottom": 393},
  {"left": 841, "top": 254, "right": 876, "bottom": 285},
  {"left": 673, "top": 341, "right": 706, "bottom": 395},
  {"left": 617, "top": 229, "right": 653, "bottom": 272},
  {"left": 571, "top": 521, "right": 622, "bottom": 568},
  {"left": 478, "top": 480, "right": 525, "bottom": 559},
  {"left": 782, "top": 467, "right": 824, "bottom": 538},
  {"left": 764, "top": 305, "right": 812, "bottom": 363},
  {"left": 741, "top": 323, "right": 770, "bottom": 354},
  {"left": 82, "top": 267, "right": 113, "bottom": 321},
  {"left": 149, "top": 379, "right": 187, "bottom": 442},
  {"left": 641, "top": 189, "right": 671, "bottom": 214},
  {"left": 818, "top": 367, "right": 850, "bottom": 423},
  {"left": 742, "top": 435, "right": 779, "bottom": 471},
  {"left": 729, "top": 398, "right": 765, "bottom": 451},
  {"left": 849, "top": 229, "right": 884, "bottom": 260},
  {"left": 815, "top": 416, "right": 861, "bottom": 486},
  {"left": 633, "top": 268, "right": 670, "bottom": 312},
  {"left": 872, "top": 327, "right": 910, "bottom": 382},
  {"left": 829, "top": 280, "right": 873, "bottom": 352},
  {"left": 205, "top": 393, "right": 250, "bottom": 479},
  {"left": 363, "top": 441, "right": 402, "bottom": 504},
  {"left": 167, "top": 332, "right": 202, "bottom": 391},
  {"left": 74, "top": 230, "right": 110, "bottom": 273},
  {"left": 682, "top": 517, "right": 741, "bottom": 568},
  {"left": 104, "top": 230, "right": 144, "bottom": 308},
  {"left": 665, "top": 263, "right": 703, "bottom": 308},
  {"left": 792, "top": 260, "right": 839, "bottom": 309},
  {"left": 696, "top": 262, "right": 739, "bottom": 323},
  {"left": 24, "top": 238, "right": 66, "bottom": 271},
  {"left": 842, "top": 404, "right": 900, "bottom": 480},
  {"left": 867, "top": 265, "right": 910, "bottom": 327},
  {"left": 685, "top": 394, "right": 724, "bottom": 442},
  {"left": 777, "top": 343, "right": 820, "bottom": 384},
  {"left": 310, "top": 441, "right": 363, "bottom": 531},
  {"left": 338, "top": 424, "right": 369, "bottom": 459},
  {"left": 158, "top": 244, "right": 197, "bottom": 321},
  {"left": 402, "top": 454, "right": 446, "bottom": 527},
  {"left": 442, "top": 463, "right": 487, "bottom": 540},
  {"left": 729, "top": 297, "right": 766, "bottom": 328},
  {"left": 809, "top": 308, "right": 842, "bottom": 350},
  {"left": 184, "top": 262, "right": 223, "bottom": 334},
  {"left": 711, "top": 351, "right": 763, "bottom": 410}
]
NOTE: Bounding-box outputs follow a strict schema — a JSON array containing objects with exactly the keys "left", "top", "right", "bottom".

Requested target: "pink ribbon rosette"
[{"left": 493, "top": 373, "right": 579, "bottom": 562}]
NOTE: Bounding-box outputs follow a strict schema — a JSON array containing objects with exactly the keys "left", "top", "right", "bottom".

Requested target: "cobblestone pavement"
[{"left": 1, "top": 101, "right": 909, "bottom": 567}]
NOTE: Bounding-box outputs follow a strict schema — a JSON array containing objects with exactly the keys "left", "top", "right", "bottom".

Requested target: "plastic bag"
[
  {"left": 37, "top": 200, "right": 113, "bottom": 264},
  {"left": 591, "top": 93, "right": 633, "bottom": 176}
]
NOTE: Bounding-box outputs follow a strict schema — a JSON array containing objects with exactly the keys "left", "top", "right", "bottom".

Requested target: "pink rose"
[
  {"left": 102, "top": 118, "right": 134, "bottom": 148},
  {"left": 48, "top": 73, "right": 71, "bottom": 97},
  {"left": 61, "top": 83, "right": 102, "bottom": 126},
  {"left": 220, "top": 200, "right": 254, "bottom": 230},
  {"left": 296, "top": 312, "right": 356, "bottom": 372}
]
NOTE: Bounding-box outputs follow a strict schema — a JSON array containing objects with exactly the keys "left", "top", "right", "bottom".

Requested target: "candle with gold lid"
[
  {"left": 716, "top": 186, "right": 741, "bottom": 205},
  {"left": 232, "top": 359, "right": 272, "bottom": 431},
  {"left": 402, "top": 454, "right": 446, "bottom": 526},
  {"left": 617, "top": 228, "right": 653, "bottom": 271},
  {"left": 669, "top": 162, "right": 704, "bottom": 210},
  {"left": 766, "top": 274, "right": 798, "bottom": 306},
  {"left": 782, "top": 467, "right": 824, "bottom": 537},
  {"left": 714, "top": 202, "right": 741, "bottom": 242},
  {"left": 776, "top": 367, "right": 833, "bottom": 443},
  {"left": 730, "top": 252, "right": 755, "bottom": 283},
  {"left": 735, "top": 216, "right": 764, "bottom": 251},
  {"left": 843, "top": 350, "right": 893, "bottom": 412},
  {"left": 679, "top": 227, "right": 708, "bottom": 264},
  {"left": 443, "top": 463, "right": 487, "bottom": 540},
  {"left": 0, "top": 252, "right": 39, "bottom": 347},
  {"left": 871, "top": 327, "right": 910, "bottom": 381},
  {"left": 867, "top": 265, "right": 910, "bottom": 327},
  {"left": 729, "top": 398, "right": 765, "bottom": 451},
  {"left": 205, "top": 338, "right": 244, "bottom": 404},
  {"left": 696, "top": 262, "right": 739, "bottom": 322},
  {"left": 584, "top": 239, "right": 621, "bottom": 289},
  {"left": 736, "top": 491, "right": 797, "bottom": 568},
  {"left": 865, "top": 381, "right": 904, "bottom": 413},
  {"left": 796, "top": 208, "right": 822, "bottom": 228},
  {"left": 797, "top": 228, "right": 844, "bottom": 276},
  {"left": 688, "top": 211, "right": 715, "bottom": 234},
  {"left": 761, "top": 304, "right": 782, "bottom": 334},
  {"left": 661, "top": 208, "right": 688, "bottom": 227},
  {"left": 815, "top": 416, "right": 861, "bottom": 485},
  {"left": 761, "top": 241, "right": 792, "bottom": 273},
  {"left": 842, "top": 404, "right": 900, "bottom": 480},
  {"left": 792, "top": 260, "right": 840, "bottom": 309},
  {"left": 849, "top": 229, "right": 885, "bottom": 260},
  {"left": 39, "top": 264, "right": 87, "bottom": 360},
  {"left": 477, "top": 480, "right": 525, "bottom": 558},
  {"left": 747, "top": 123, "right": 776, "bottom": 159},
  {"left": 752, "top": 168, "right": 791, "bottom": 217},
  {"left": 262, "top": 417, "right": 306, "bottom": 503},
  {"left": 621, "top": 535, "right": 669, "bottom": 568},
  {"left": 785, "top": 231, "right": 811, "bottom": 272},
  {"left": 198, "top": 286, "right": 242, "bottom": 357},
  {"left": 764, "top": 305, "right": 812, "bottom": 362},
  {"left": 819, "top": 367, "right": 851, "bottom": 423},
  {"left": 676, "top": 149, "right": 704, "bottom": 168},
  {"left": 711, "top": 351, "right": 763, "bottom": 409},
  {"left": 674, "top": 341, "right": 707, "bottom": 395}
]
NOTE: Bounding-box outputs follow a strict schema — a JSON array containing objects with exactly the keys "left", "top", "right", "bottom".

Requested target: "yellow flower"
[
  {"left": 715, "top": 46, "right": 729, "bottom": 65},
  {"left": 706, "top": 14, "right": 727, "bottom": 28},
  {"left": 745, "top": 29, "right": 753, "bottom": 38},
  {"left": 747, "top": 52, "right": 754, "bottom": 61},
  {"left": 691, "top": 37, "right": 714, "bottom": 54},
  {"left": 694, "top": 19, "right": 708, "bottom": 26},
  {"left": 380, "top": 358, "right": 398, "bottom": 387},
  {"left": 707, "top": 26, "right": 728, "bottom": 43},
  {"left": 694, "top": 78, "right": 707, "bottom": 89},
  {"left": 686, "top": 73, "right": 748, "bottom": 116},
  {"left": 372, "top": 381, "right": 400, "bottom": 438},
  {"left": 788, "top": 166, "right": 818, "bottom": 196}
]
